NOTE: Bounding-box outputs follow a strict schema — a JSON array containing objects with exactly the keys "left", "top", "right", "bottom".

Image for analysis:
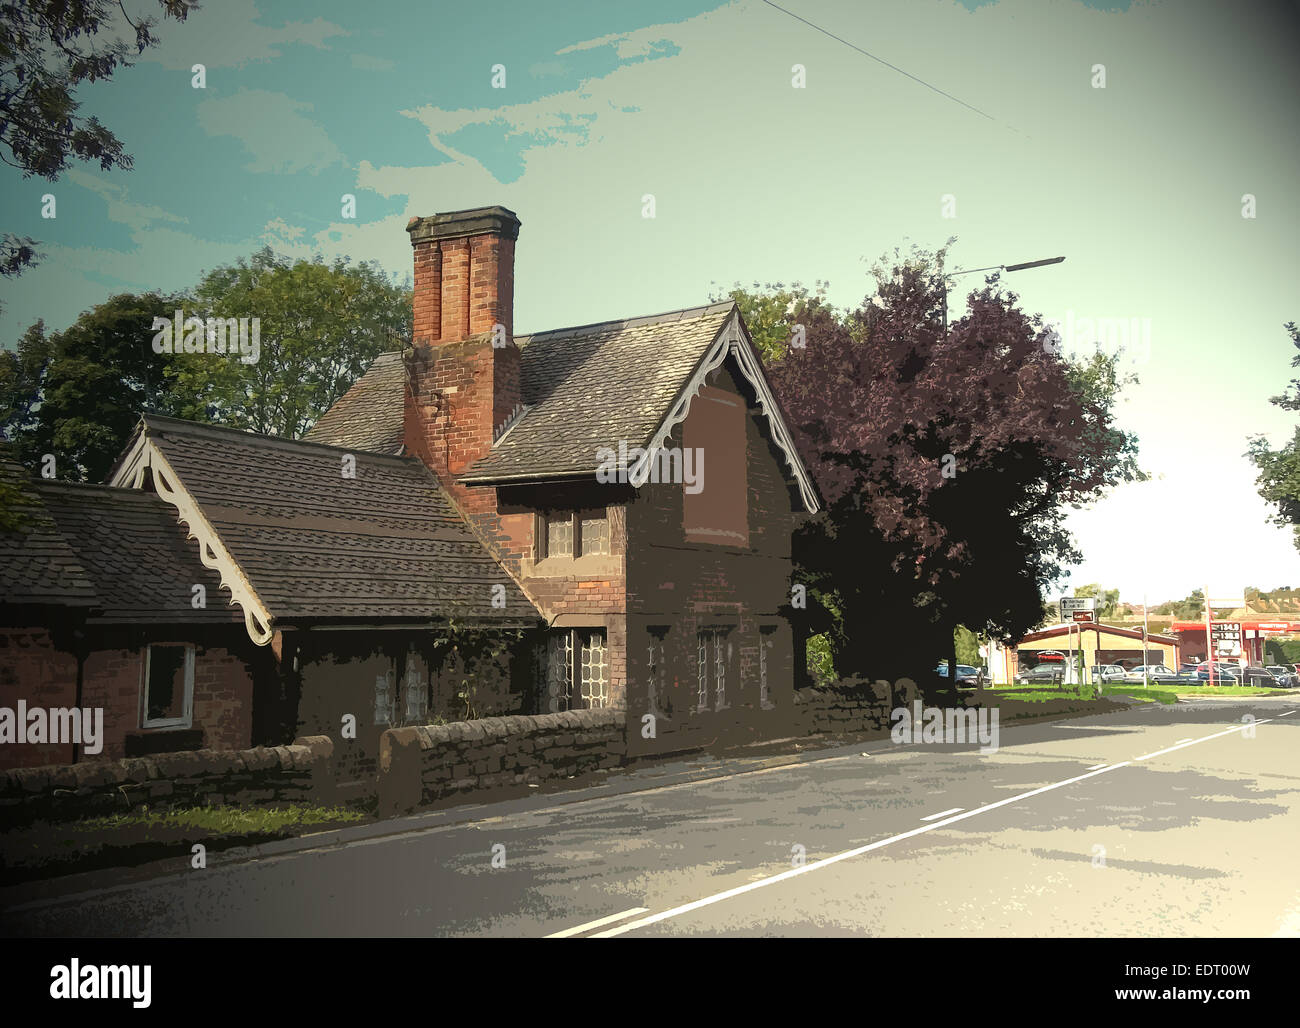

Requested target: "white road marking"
[
  {"left": 545, "top": 906, "right": 648, "bottom": 938},
  {"left": 1134, "top": 720, "right": 1272, "bottom": 762},
  {"left": 1176, "top": 738, "right": 1194, "bottom": 744},
  {"left": 589, "top": 762, "right": 1130, "bottom": 938},
  {"left": 921, "top": 807, "right": 964, "bottom": 821},
  {"left": 1086, "top": 763, "right": 1108, "bottom": 770}
]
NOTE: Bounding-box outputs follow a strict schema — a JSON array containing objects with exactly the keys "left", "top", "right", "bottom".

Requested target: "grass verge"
[{"left": 0, "top": 803, "right": 367, "bottom": 885}]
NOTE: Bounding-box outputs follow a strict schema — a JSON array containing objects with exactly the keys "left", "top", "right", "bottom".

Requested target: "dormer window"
[{"left": 539, "top": 509, "right": 608, "bottom": 560}]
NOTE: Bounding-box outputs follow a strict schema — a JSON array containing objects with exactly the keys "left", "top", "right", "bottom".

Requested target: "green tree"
[
  {"left": 954, "top": 626, "right": 981, "bottom": 666},
  {"left": 167, "top": 250, "right": 412, "bottom": 438},
  {"left": 712, "top": 280, "right": 831, "bottom": 363},
  {"left": 1151, "top": 589, "right": 1206, "bottom": 620},
  {"left": 25, "top": 292, "right": 187, "bottom": 481},
  {"left": 1072, "top": 583, "right": 1120, "bottom": 619},
  {"left": 1249, "top": 322, "right": 1300, "bottom": 551},
  {"left": 0, "top": 320, "right": 54, "bottom": 463},
  {"left": 0, "top": 1, "right": 196, "bottom": 301}
]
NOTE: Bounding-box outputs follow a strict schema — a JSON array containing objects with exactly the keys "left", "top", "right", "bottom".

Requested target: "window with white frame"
[
  {"left": 142, "top": 643, "right": 195, "bottom": 728},
  {"left": 544, "top": 629, "right": 609, "bottom": 711},
  {"left": 696, "top": 629, "right": 730, "bottom": 711}
]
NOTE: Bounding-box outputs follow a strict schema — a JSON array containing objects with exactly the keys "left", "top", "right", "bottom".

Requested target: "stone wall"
[
  {"left": 0, "top": 735, "right": 333, "bottom": 825},
  {"left": 794, "top": 678, "right": 914, "bottom": 735},
  {"left": 379, "top": 709, "right": 626, "bottom": 816}
]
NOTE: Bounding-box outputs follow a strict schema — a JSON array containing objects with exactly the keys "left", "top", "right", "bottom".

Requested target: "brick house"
[
  {"left": 0, "top": 466, "right": 273, "bottom": 768},
  {"left": 0, "top": 203, "right": 819, "bottom": 771},
  {"left": 306, "top": 206, "right": 821, "bottom": 753}
]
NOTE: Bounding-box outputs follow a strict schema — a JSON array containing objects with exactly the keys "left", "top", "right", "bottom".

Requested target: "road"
[{"left": 2, "top": 695, "right": 1297, "bottom": 937}]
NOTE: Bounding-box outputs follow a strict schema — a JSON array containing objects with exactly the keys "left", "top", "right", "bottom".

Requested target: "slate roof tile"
[
  {"left": 139, "top": 416, "right": 538, "bottom": 625},
  {"left": 463, "top": 302, "right": 735, "bottom": 483},
  {"left": 0, "top": 460, "right": 98, "bottom": 608},
  {"left": 301, "top": 351, "right": 405, "bottom": 455}
]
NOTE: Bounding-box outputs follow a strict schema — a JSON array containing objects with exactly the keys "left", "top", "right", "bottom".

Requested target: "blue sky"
[{"left": 2, "top": 0, "right": 1298, "bottom": 602}]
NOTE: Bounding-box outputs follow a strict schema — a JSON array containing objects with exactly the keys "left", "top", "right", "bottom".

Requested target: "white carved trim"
[
  {"left": 113, "top": 435, "right": 276, "bottom": 646},
  {"left": 629, "top": 310, "right": 820, "bottom": 512}
]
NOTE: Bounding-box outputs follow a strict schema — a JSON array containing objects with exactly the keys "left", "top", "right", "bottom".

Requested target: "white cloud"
[
  {"left": 142, "top": 0, "right": 347, "bottom": 71},
  {"left": 65, "top": 171, "right": 188, "bottom": 230},
  {"left": 197, "top": 90, "right": 343, "bottom": 174}
]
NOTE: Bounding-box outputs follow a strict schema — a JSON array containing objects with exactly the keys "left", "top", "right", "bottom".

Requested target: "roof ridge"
[
  {"left": 141, "top": 413, "right": 417, "bottom": 465},
  {"left": 516, "top": 300, "right": 734, "bottom": 344}
]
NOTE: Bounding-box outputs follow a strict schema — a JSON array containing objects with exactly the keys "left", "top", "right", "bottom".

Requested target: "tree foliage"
[
  {"left": 745, "top": 247, "right": 1142, "bottom": 682},
  {"left": 166, "top": 249, "right": 412, "bottom": 438},
  {"left": 0, "top": 1, "right": 197, "bottom": 297},
  {"left": 1248, "top": 321, "right": 1300, "bottom": 551},
  {"left": 1071, "top": 583, "right": 1120, "bottom": 619},
  {"left": 1150, "top": 589, "right": 1206, "bottom": 620},
  {"left": 13, "top": 292, "right": 187, "bottom": 481}
]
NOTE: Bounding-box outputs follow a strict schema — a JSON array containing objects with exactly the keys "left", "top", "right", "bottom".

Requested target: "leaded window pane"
[
  {"left": 546, "top": 513, "right": 573, "bottom": 557},
  {"left": 579, "top": 630, "right": 609, "bottom": 709},
  {"left": 580, "top": 513, "right": 609, "bottom": 556}
]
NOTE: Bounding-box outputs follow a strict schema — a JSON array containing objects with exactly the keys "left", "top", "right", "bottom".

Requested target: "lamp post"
[
  {"left": 940, "top": 256, "right": 1066, "bottom": 338},
  {"left": 939, "top": 256, "right": 1065, "bottom": 686}
]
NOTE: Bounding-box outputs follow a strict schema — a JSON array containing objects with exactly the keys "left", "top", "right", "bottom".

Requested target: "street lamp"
[
  {"left": 939, "top": 255, "right": 1065, "bottom": 686},
  {"left": 940, "top": 256, "right": 1065, "bottom": 337}
]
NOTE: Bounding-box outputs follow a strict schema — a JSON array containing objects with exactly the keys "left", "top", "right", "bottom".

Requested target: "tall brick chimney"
[{"left": 404, "top": 206, "right": 521, "bottom": 506}]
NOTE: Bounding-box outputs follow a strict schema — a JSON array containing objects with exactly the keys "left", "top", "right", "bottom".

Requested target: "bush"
[{"left": 807, "top": 633, "right": 836, "bottom": 688}]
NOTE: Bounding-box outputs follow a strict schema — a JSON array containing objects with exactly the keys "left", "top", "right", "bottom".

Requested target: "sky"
[{"left": 2, "top": 0, "right": 1298, "bottom": 604}]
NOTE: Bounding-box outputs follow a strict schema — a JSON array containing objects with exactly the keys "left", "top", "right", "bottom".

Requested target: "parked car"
[
  {"left": 1238, "top": 666, "right": 1284, "bottom": 688},
  {"left": 1123, "top": 664, "right": 1184, "bottom": 684},
  {"left": 1264, "top": 666, "right": 1296, "bottom": 687},
  {"left": 935, "top": 662, "right": 984, "bottom": 687},
  {"left": 1014, "top": 663, "right": 1065, "bottom": 685},
  {"left": 1089, "top": 664, "right": 1128, "bottom": 683},
  {"left": 1192, "top": 662, "right": 1242, "bottom": 682}
]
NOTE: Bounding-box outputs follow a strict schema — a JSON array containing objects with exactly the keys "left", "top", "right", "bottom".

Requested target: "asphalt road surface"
[{"left": 3, "top": 695, "right": 1297, "bottom": 937}]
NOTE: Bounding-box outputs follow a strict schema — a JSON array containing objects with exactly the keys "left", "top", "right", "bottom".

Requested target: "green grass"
[
  {"left": 1160, "top": 684, "right": 1289, "bottom": 696},
  {"left": 1099, "top": 685, "right": 1178, "bottom": 704},
  {"left": 66, "top": 803, "right": 365, "bottom": 835},
  {"left": 993, "top": 689, "right": 1076, "bottom": 703}
]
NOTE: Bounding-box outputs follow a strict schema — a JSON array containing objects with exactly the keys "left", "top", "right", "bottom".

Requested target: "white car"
[{"left": 1124, "top": 664, "right": 1178, "bottom": 683}]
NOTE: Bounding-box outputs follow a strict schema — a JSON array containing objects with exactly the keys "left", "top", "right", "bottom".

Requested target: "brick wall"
[
  {"left": 623, "top": 362, "right": 800, "bottom": 750},
  {"left": 0, "top": 736, "right": 333, "bottom": 826},
  {"left": 378, "top": 708, "right": 626, "bottom": 816},
  {"left": 0, "top": 628, "right": 79, "bottom": 767},
  {"left": 0, "top": 629, "right": 257, "bottom": 769}
]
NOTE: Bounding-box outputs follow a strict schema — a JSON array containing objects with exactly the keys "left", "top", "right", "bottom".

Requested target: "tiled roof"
[
  {"left": 463, "top": 302, "right": 735, "bottom": 483},
  {"left": 137, "top": 416, "right": 538, "bottom": 625},
  {"left": 301, "top": 351, "right": 406, "bottom": 455},
  {"left": 0, "top": 459, "right": 98, "bottom": 608},
  {"left": 36, "top": 482, "right": 241, "bottom": 624}
]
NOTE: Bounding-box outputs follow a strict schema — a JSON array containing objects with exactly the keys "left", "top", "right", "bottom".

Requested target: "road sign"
[
  {"left": 1072, "top": 610, "right": 1094, "bottom": 623},
  {"left": 1060, "top": 597, "right": 1096, "bottom": 622}
]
